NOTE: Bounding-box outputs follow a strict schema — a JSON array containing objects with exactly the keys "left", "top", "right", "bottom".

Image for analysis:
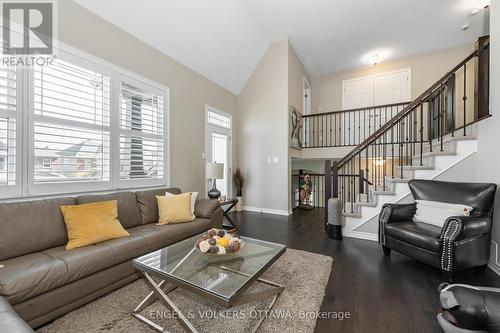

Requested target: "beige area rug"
[{"left": 37, "top": 249, "right": 332, "bottom": 333}]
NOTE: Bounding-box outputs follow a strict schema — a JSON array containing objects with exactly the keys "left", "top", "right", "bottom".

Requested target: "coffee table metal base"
[{"left": 132, "top": 270, "right": 285, "bottom": 333}]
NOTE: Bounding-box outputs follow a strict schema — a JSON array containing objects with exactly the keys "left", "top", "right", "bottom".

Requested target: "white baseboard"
[
  {"left": 489, "top": 260, "right": 500, "bottom": 276},
  {"left": 243, "top": 206, "right": 291, "bottom": 216},
  {"left": 344, "top": 230, "right": 378, "bottom": 242}
]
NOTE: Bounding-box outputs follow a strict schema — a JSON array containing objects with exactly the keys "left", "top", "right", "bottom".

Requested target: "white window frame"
[
  {"left": 0, "top": 41, "right": 170, "bottom": 199},
  {"left": 0, "top": 66, "right": 24, "bottom": 198},
  {"left": 114, "top": 73, "right": 169, "bottom": 189},
  {"left": 205, "top": 105, "right": 232, "bottom": 198}
]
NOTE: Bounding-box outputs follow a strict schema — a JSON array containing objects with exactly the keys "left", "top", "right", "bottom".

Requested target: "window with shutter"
[
  {"left": 119, "top": 82, "right": 165, "bottom": 185},
  {"left": 0, "top": 64, "right": 18, "bottom": 193},
  {"left": 31, "top": 59, "right": 111, "bottom": 191},
  {"left": 0, "top": 44, "right": 169, "bottom": 199}
]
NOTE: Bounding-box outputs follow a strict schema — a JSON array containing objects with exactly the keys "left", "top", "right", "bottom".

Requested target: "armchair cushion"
[{"left": 384, "top": 221, "right": 442, "bottom": 252}]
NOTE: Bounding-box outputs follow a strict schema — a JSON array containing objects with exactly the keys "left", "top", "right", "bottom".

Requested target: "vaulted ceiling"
[{"left": 75, "top": 0, "right": 489, "bottom": 94}]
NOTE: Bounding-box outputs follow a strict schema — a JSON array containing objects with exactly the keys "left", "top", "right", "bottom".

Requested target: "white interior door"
[
  {"left": 373, "top": 70, "right": 411, "bottom": 105},
  {"left": 342, "top": 68, "right": 411, "bottom": 142},
  {"left": 343, "top": 79, "right": 374, "bottom": 110},
  {"left": 205, "top": 106, "right": 232, "bottom": 198}
]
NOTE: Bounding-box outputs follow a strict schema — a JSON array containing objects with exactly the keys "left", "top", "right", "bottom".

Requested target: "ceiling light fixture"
[
  {"left": 369, "top": 54, "right": 381, "bottom": 66},
  {"left": 461, "top": 22, "right": 471, "bottom": 30},
  {"left": 361, "top": 49, "right": 393, "bottom": 66}
]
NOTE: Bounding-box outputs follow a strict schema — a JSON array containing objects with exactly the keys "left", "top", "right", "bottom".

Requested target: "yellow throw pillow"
[
  {"left": 61, "top": 200, "right": 129, "bottom": 250},
  {"left": 157, "top": 193, "right": 194, "bottom": 225}
]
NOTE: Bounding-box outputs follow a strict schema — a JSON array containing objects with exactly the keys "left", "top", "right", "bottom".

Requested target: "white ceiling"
[{"left": 75, "top": 0, "right": 489, "bottom": 94}]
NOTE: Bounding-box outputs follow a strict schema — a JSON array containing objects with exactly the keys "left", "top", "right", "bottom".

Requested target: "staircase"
[{"left": 323, "top": 36, "right": 491, "bottom": 240}]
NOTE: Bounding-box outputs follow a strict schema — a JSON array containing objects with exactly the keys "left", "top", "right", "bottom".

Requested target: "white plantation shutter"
[
  {"left": 0, "top": 44, "right": 168, "bottom": 199},
  {"left": 119, "top": 82, "right": 165, "bottom": 183},
  {"left": 0, "top": 64, "right": 18, "bottom": 191},
  {"left": 32, "top": 59, "right": 111, "bottom": 186}
]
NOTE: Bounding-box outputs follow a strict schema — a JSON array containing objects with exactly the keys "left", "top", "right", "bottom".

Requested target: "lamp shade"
[{"left": 206, "top": 162, "right": 224, "bottom": 180}]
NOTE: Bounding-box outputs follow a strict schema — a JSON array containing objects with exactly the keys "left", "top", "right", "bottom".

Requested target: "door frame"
[
  {"left": 341, "top": 67, "right": 411, "bottom": 109},
  {"left": 205, "top": 105, "right": 232, "bottom": 198}
]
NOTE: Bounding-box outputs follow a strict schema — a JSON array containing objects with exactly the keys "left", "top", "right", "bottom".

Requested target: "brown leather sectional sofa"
[{"left": 0, "top": 187, "right": 223, "bottom": 331}]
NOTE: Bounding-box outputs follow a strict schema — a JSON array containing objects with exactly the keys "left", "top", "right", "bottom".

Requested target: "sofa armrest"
[
  {"left": 440, "top": 216, "right": 491, "bottom": 241},
  {"left": 194, "top": 199, "right": 221, "bottom": 219},
  {"left": 379, "top": 203, "right": 417, "bottom": 224},
  {"left": 0, "top": 297, "right": 33, "bottom": 333}
]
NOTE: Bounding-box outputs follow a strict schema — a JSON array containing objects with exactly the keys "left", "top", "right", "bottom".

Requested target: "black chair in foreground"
[
  {"left": 437, "top": 283, "right": 500, "bottom": 333},
  {"left": 378, "top": 179, "right": 497, "bottom": 281}
]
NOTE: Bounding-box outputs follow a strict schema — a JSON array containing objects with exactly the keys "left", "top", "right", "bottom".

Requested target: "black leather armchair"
[
  {"left": 437, "top": 284, "right": 500, "bottom": 333},
  {"left": 378, "top": 179, "right": 497, "bottom": 280}
]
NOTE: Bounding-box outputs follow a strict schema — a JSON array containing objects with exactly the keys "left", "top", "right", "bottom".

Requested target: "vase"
[{"left": 236, "top": 196, "right": 243, "bottom": 212}]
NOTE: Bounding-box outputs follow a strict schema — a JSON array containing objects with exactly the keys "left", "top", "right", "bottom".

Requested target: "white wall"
[
  {"left": 59, "top": 1, "right": 238, "bottom": 196},
  {"left": 237, "top": 41, "right": 289, "bottom": 214},
  {"left": 288, "top": 42, "right": 312, "bottom": 210},
  {"left": 312, "top": 45, "right": 472, "bottom": 113}
]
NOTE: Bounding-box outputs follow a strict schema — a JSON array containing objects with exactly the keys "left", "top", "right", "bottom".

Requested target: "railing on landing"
[
  {"left": 324, "top": 36, "right": 490, "bottom": 214},
  {"left": 302, "top": 102, "right": 410, "bottom": 148}
]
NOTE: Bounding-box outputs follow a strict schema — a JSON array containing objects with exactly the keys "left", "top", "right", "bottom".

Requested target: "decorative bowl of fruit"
[{"left": 195, "top": 228, "right": 243, "bottom": 259}]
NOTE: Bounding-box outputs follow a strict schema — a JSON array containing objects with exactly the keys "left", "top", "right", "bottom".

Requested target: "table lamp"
[{"left": 206, "top": 162, "right": 224, "bottom": 200}]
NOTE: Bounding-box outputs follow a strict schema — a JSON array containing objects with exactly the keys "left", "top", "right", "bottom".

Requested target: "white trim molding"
[
  {"left": 344, "top": 230, "right": 378, "bottom": 242},
  {"left": 243, "top": 206, "right": 291, "bottom": 216}
]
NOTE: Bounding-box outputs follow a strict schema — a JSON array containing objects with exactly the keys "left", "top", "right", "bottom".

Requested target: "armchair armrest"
[
  {"left": 194, "top": 199, "right": 221, "bottom": 219},
  {"left": 439, "top": 215, "right": 491, "bottom": 272},
  {"left": 378, "top": 203, "right": 416, "bottom": 246},
  {"left": 379, "top": 203, "right": 417, "bottom": 224},
  {"left": 440, "top": 216, "right": 491, "bottom": 241}
]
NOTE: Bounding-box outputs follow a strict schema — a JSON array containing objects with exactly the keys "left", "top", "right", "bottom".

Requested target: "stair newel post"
[
  {"left": 474, "top": 36, "right": 489, "bottom": 122},
  {"left": 419, "top": 104, "right": 424, "bottom": 166},
  {"left": 383, "top": 131, "right": 387, "bottom": 191},
  {"left": 428, "top": 100, "right": 434, "bottom": 152},
  {"left": 351, "top": 159, "right": 355, "bottom": 211},
  {"left": 324, "top": 160, "right": 333, "bottom": 228},
  {"left": 463, "top": 63, "right": 467, "bottom": 136},
  {"left": 439, "top": 89, "right": 446, "bottom": 151},
  {"left": 390, "top": 125, "right": 394, "bottom": 179},
  {"left": 400, "top": 120, "right": 404, "bottom": 179},
  {"left": 447, "top": 74, "right": 456, "bottom": 136}
]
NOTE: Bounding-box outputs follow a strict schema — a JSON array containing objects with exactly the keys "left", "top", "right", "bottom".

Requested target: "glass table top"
[{"left": 133, "top": 234, "right": 286, "bottom": 302}]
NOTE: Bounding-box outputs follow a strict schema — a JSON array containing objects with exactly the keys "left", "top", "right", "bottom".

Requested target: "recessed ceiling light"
[{"left": 461, "top": 22, "right": 471, "bottom": 30}]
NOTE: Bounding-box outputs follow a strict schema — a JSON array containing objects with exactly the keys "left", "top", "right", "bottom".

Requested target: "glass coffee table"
[{"left": 132, "top": 234, "right": 286, "bottom": 333}]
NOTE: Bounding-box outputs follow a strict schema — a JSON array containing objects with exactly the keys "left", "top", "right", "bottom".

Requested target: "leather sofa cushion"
[
  {"left": 76, "top": 192, "right": 142, "bottom": 229},
  {"left": 0, "top": 236, "right": 146, "bottom": 304},
  {"left": 135, "top": 188, "right": 181, "bottom": 224},
  {"left": 384, "top": 221, "right": 442, "bottom": 252},
  {"left": 0, "top": 253, "right": 68, "bottom": 304},
  {"left": 128, "top": 217, "right": 213, "bottom": 251},
  {"left": 0, "top": 197, "right": 76, "bottom": 261},
  {"left": 0, "top": 296, "right": 33, "bottom": 333},
  {"left": 0, "top": 219, "right": 215, "bottom": 304}
]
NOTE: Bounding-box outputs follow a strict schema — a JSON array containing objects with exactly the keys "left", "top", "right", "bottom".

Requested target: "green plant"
[{"left": 233, "top": 168, "right": 245, "bottom": 197}]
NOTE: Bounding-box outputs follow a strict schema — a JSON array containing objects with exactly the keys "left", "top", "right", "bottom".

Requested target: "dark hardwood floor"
[{"left": 228, "top": 208, "right": 500, "bottom": 333}]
